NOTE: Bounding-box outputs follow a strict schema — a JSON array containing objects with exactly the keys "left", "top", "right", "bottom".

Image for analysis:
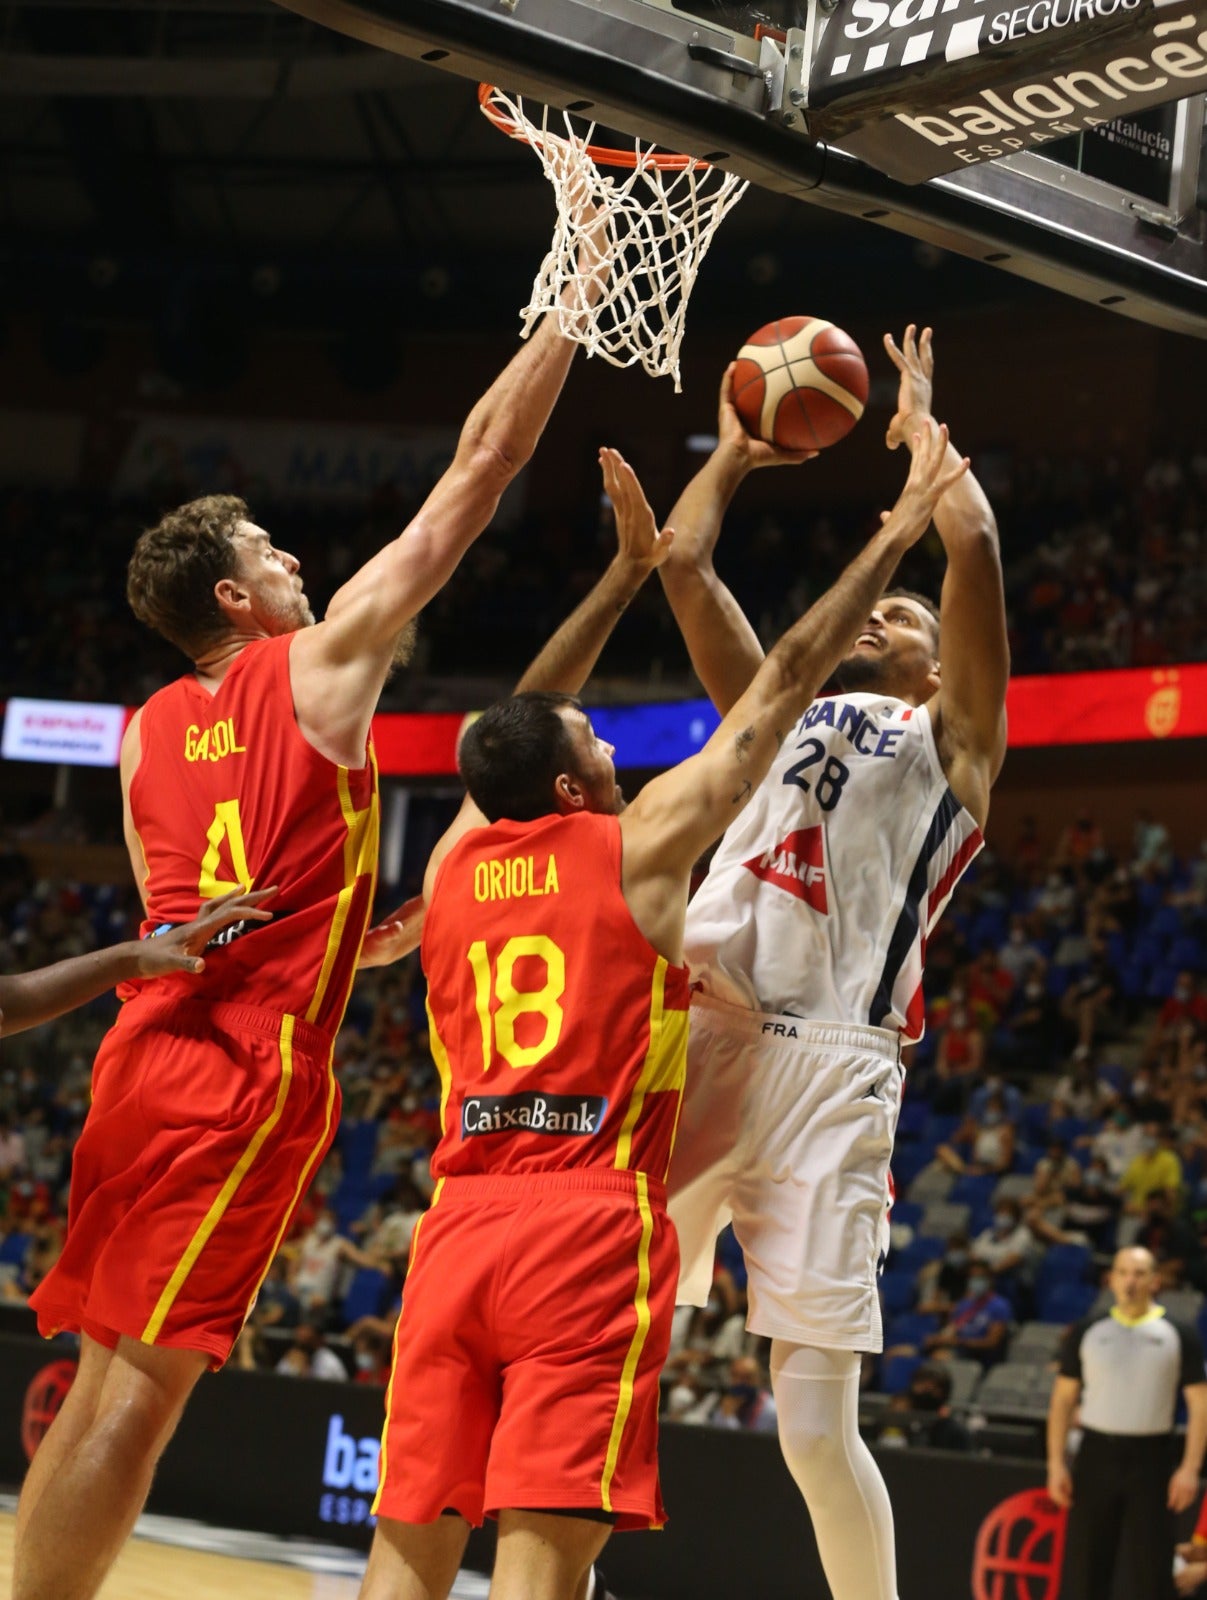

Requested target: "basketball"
[{"left": 731, "top": 316, "right": 869, "bottom": 452}]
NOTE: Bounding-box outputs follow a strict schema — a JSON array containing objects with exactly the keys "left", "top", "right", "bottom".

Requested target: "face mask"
[
  {"left": 968, "top": 1275, "right": 991, "bottom": 1297},
  {"left": 947, "top": 1249, "right": 969, "bottom": 1268},
  {"left": 1084, "top": 1171, "right": 1103, "bottom": 1189},
  {"left": 910, "top": 1386, "right": 944, "bottom": 1413},
  {"left": 355, "top": 1351, "right": 377, "bottom": 1371},
  {"left": 315, "top": 1220, "right": 334, "bottom": 1240},
  {"left": 1025, "top": 983, "right": 1044, "bottom": 999},
  {"left": 1112, "top": 1111, "right": 1129, "bottom": 1128},
  {"left": 994, "top": 1213, "right": 1014, "bottom": 1231},
  {"left": 983, "top": 1111, "right": 1003, "bottom": 1127},
  {"left": 668, "top": 1384, "right": 697, "bottom": 1412}
]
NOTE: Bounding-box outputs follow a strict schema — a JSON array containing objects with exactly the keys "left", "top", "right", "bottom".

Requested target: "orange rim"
[{"left": 478, "top": 82, "right": 706, "bottom": 171}]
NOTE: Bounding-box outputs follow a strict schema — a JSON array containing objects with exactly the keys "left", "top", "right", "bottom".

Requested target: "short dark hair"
[
  {"left": 882, "top": 588, "right": 940, "bottom": 651},
  {"left": 458, "top": 692, "right": 583, "bottom": 822},
  {"left": 127, "top": 493, "right": 248, "bottom": 659},
  {"left": 911, "top": 1362, "right": 953, "bottom": 1402}
]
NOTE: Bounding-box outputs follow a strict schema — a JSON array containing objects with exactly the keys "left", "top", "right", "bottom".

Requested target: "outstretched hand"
[
  {"left": 599, "top": 447, "right": 674, "bottom": 572},
  {"left": 716, "top": 364, "right": 817, "bottom": 471},
  {"left": 359, "top": 894, "right": 426, "bottom": 969},
  {"left": 884, "top": 324, "right": 935, "bottom": 451},
  {"left": 136, "top": 887, "right": 277, "bottom": 977},
  {"left": 880, "top": 419, "right": 968, "bottom": 548}
]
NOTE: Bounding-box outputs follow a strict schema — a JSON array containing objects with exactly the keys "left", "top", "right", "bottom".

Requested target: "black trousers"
[{"left": 1060, "top": 1429, "right": 1178, "bottom": 1600}]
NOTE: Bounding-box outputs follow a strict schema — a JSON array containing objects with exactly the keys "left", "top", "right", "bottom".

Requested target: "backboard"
[{"left": 272, "top": 0, "right": 1207, "bottom": 336}]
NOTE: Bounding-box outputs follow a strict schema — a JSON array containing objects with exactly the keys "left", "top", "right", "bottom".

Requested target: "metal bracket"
[{"left": 687, "top": 31, "right": 785, "bottom": 117}]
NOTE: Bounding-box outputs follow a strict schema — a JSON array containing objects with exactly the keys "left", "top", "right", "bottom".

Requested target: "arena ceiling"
[{"left": 0, "top": 0, "right": 1032, "bottom": 342}]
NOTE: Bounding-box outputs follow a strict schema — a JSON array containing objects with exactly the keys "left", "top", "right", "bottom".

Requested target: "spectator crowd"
[{"left": 1, "top": 797, "right": 1206, "bottom": 1438}]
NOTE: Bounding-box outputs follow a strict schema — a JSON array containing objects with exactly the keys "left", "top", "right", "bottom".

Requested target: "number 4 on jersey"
[{"left": 199, "top": 798, "right": 255, "bottom": 898}]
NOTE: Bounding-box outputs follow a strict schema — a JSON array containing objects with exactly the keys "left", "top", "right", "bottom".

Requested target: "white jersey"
[{"left": 685, "top": 691, "right": 982, "bottom": 1041}]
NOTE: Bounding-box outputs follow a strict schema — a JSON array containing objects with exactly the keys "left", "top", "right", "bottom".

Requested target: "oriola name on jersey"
[{"left": 473, "top": 853, "right": 561, "bottom": 903}]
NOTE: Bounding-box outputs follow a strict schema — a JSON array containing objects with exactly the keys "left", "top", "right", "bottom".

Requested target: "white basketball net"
[{"left": 482, "top": 88, "right": 748, "bottom": 392}]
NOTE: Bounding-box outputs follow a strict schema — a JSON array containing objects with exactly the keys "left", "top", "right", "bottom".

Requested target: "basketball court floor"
[{"left": 0, "top": 1495, "right": 491, "bottom": 1600}]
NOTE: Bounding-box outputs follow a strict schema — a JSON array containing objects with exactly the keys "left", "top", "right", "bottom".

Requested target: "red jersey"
[
  {"left": 126, "top": 634, "right": 379, "bottom": 1034},
  {"left": 422, "top": 811, "right": 690, "bottom": 1182}
]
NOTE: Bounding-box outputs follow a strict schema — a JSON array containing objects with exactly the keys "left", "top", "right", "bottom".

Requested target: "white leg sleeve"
[{"left": 769, "top": 1342, "right": 898, "bottom": 1600}]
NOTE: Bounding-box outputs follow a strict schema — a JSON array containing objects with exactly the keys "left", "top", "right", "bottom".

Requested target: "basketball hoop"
[{"left": 480, "top": 84, "right": 748, "bottom": 391}]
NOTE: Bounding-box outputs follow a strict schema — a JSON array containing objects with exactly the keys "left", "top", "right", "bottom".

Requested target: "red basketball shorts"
[
  {"left": 30, "top": 995, "right": 339, "bottom": 1368},
  {"left": 374, "top": 1169, "right": 677, "bottom": 1531}
]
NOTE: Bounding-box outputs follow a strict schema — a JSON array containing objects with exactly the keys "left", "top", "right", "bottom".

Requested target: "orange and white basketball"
[{"left": 732, "top": 316, "right": 868, "bottom": 452}]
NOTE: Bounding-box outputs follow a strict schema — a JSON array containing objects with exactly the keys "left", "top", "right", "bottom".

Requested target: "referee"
[{"left": 1048, "top": 1245, "right": 1207, "bottom": 1600}]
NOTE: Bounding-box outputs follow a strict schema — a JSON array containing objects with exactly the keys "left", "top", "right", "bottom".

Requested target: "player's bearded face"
[{"left": 831, "top": 649, "right": 887, "bottom": 692}]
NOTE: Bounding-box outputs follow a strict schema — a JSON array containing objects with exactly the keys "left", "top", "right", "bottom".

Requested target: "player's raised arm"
[
  {"left": 290, "top": 311, "right": 589, "bottom": 745},
  {"left": 621, "top": 422, "right": 968, "bottom": 951},
  {"left": 414, "top": 445, "right": 674, "bottom": 911},
  {"left": 884, "top": 325, "right": 1009, "bottom": 826},
  {"left": 658, "top": 364, "right": 814, "bottom": 715}
]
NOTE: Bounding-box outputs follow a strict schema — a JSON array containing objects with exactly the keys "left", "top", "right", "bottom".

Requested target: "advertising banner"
[
  {"left": 808, "top": 0, "right": 1207, "bottom": 183},
  {"left": 0, "top": 1330, "right": 1058, "bottom": 1596},
  {"left": 3, "top": 665, "right": 1205, "bottom": 775},
  {"left": 1, "top": 698, "right": 128, "bottom": 767}
]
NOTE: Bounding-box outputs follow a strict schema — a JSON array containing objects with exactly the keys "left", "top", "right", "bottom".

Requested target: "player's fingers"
[{"left": 882, "top": 332, "right": 904, "bottom": 370}]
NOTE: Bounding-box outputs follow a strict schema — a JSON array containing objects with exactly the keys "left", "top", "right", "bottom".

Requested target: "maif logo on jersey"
[{"left": 743, "top": 827, "right": 828, "bottom": 912}]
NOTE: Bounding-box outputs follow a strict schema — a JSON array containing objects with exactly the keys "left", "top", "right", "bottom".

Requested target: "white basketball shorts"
[{"left": 668, "top": 996, "right": 903, "bottom": 1353}]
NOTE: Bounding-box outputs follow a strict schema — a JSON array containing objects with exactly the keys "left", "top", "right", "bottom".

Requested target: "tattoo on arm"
[
  {"left": 734, "top": 725, "right": 756, "bottom": 762},
  {"left": 731, "top": 780, "right": 752, "bottom": 806}
]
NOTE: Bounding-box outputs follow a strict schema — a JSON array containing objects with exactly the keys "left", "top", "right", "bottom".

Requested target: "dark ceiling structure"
[{"left": 0, "top": 0, "right": 1057, "bottom": 358}]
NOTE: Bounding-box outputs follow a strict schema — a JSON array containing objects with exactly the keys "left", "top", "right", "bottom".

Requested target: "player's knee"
[{"left": 777, "top": 1408, "right": 845, "bottom": 1486}]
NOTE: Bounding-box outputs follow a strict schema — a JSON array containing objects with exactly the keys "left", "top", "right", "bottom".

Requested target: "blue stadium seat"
[
  {"left": 891, "top": 1146, "right": 934, "bottom": 1191},
  {"left": 922, "top": 1113, "right": 962, "bottom": 1145},
  {"left": 893, "top": 1238, "right": 947, "bottom": 1275},
  {"left": 1046, "top": 965, "right": 1077, "bottom": 998},
  {"left": 881, "top": 1354, "right": 923, "bottom": 1395},
  {"left": 1035, "top": 1242, "right": 1093, "bottom": 1292},
  {"left": 341, "top": 1266, "right": 390, "bottom": 1326},
  {"left": 1120, "top": 963, "right": 1150, "bottom": 1001},
  {"left": 950, "top": 1173, "right": 1000, "bottom": 1209},
  {"left": 337, "top": 1118, "right": 380, "bottom": 1180},
  {"left": 1036, "top": 1279, "right": 1097, "bottom": 1324},
  {"left": 1147, "top": 967, "right": 1179, "bottom": 1001},
  {"left": 885, "top": 1311, "right": 940, "bottom": 1348},
  {"left": 890, "top": 1200, "right": 924, "bottom": 1230},
  {"left": 1050, "top": 1117, "right": 1092, "bottom": 1145},
  {"left": 1148, "top": 905, "right": 1184, "bottom": 940},
  {"left": 0, "top": 1231, "right": 30, "bottom": 1266},
  {"left": 880, "top": 1272, "right": 917, "bottom": 1316},
  {"left": 896, "top": 1100, "right": 929, "bottom": 1141},
  {"left": 1168, "top": 936, "right": 1205, "bottom": 972}
]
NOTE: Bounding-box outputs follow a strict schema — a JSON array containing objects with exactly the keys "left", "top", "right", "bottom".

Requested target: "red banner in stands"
[
  {"left": 3, "top": 665, "right": 1205, "bottom": 774},
  {"left": 1005, "top": 666, "right": 1206, "bottom": 748}
]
